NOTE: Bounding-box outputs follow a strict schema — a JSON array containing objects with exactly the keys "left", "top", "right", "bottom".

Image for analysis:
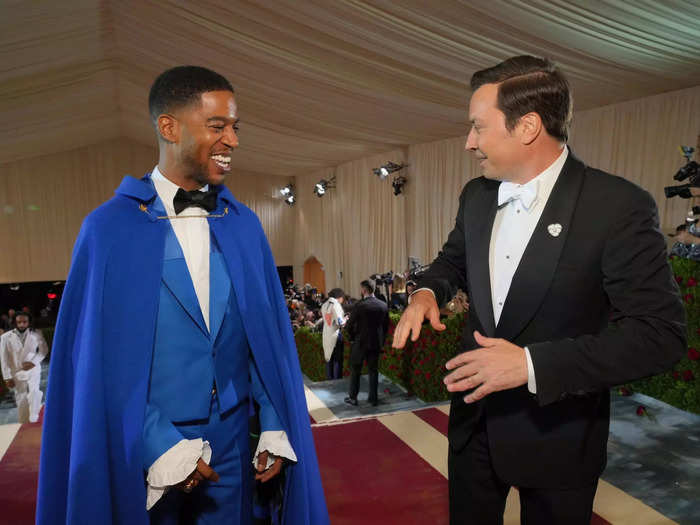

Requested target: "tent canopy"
[{"left": 2, "top": 0, "right": 699, "bottom": 174}]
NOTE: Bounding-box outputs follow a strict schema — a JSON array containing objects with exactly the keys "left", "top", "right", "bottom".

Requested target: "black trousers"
[
  {"left": 448, "top": 416, "right": 598, "bottom": 525},
  {"left": 348, "top": 351, "right": 378, "bottom": 402}
]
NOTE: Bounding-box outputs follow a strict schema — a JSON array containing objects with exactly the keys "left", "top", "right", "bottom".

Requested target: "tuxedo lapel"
[
  {"left": 466, "top": 180, "right": 499, "bottom": 336},
  {"left": 495, "top": 153, "right": 586, "bottom": 341},
  {"left": 208, "top": 242, "right": 231, "bottom": 343},
  {"left": 160, "top": 225, "right": 209, "bottom": 337}
]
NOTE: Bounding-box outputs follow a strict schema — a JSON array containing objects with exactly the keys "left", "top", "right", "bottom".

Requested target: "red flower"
[
  {"left": 414, "top": 369, "right": 421, "bottom": 375},
  {"left": 682, "top": 370, "right": 694, "bottom": 382},
  {"left": 687, "top": 277, "right": 698, "bottom": 287},
  {"left": 425, "top": 372, "right": 431, "bottom": 379},
  {"left": 431, "top": 340, "right": 438, "bottom": 346},
  {"left": 618, "top": 387, "right": 631, "bottom": 396},
  {"left": 430, "top": 352, "right": 436, "bottom": 359},
  {"left": 675, "top": 276, "right": 683, "bottom": 285},
  {"left": 684, "top": 294, "right": 693, "bottom": 303},
  {"left": 688, "top": 348, "right": 700, "bottom": 361},
  {"left": 672, "top": 371, "right": 681, "bottom": 380},
  {"left": 636, "top": 405, "right": 647, "bottom": 416}
]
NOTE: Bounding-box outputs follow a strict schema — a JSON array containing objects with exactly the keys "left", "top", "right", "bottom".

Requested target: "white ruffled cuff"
[
  {"left": 146, "top": 438, "right": 212, "bottom": 510},
  {"left": 252, "top": 430, "right": 297, "bottom": 470}
]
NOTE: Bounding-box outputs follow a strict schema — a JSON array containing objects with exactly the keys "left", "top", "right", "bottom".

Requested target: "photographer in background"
[
  {"left": 669, "top": 208, "right": 700, "bottom": 262},
  {"left": 390, "top": 275, "right": 408, "bottom": 311}
]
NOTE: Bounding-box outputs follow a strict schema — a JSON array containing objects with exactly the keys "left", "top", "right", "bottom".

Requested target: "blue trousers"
[{"left": 149, "top": 399, "right": 252, "bottom": 525}]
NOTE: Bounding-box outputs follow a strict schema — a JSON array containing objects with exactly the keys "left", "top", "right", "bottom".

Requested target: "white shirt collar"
[
  {"left": 498, "top": 146, "right": 568, "bottom": 210},
  {"left": 151, "top": 165, "right": 209, "bottom": 216}
]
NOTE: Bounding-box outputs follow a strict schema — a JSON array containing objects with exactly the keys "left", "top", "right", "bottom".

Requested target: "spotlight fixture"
[
  {"left": 313, "top": 176, "right": 336, "bottom": 198},
  {"left": 280, "top": 183, "right": 296, "bottom": 206},
  {"left": 392, "top": 175, "right": 407, "bottom": 196},
  {"left": 373, "top": 161, "right": 406, "bottom": 181}
]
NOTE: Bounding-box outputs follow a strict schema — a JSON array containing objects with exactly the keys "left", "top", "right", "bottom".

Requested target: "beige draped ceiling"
[
  {"left": 2, "top": 1, "right": 699, "bottom": 169},
  {"left": 1, "top": 1, "right": 700, "bottom": 285}
]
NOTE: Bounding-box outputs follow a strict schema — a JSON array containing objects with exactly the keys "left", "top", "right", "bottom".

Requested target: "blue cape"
[{"left": 36, "top": 174, "right": 329, "bottom": 524}]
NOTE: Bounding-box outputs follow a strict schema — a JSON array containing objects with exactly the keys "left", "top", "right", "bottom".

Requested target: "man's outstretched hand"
[
  {"left": 255, "top": 450, "right": 283, "bottom": 483},
  {"left": 392, "top": 290, "right": 446, "bottom": 349},
  {"left": 177, "top": 458, "right": 220, "bottom": 493},
  {"left": 444, "top": 331, "right": 528, "bottom": 403}
]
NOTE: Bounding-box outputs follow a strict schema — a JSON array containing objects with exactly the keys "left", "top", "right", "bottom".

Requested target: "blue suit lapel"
[
  {"left": 209, "top": 243, "right": 231, "bottom": 343},
  {"left": 160, "top": 220, "right": 209, "bottom": 338}
]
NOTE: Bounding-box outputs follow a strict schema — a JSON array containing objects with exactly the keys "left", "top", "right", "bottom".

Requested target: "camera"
[{"left": 665, "top": 147, "right": 699, "bottom": 199}]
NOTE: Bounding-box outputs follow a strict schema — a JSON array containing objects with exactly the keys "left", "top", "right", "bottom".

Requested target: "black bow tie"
[{"left": 173, "top": 188, "right": 218, "bottom": 215}]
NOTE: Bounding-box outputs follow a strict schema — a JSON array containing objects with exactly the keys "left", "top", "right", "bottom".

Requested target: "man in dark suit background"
[
  {"left": 345, "top": 279, "right": 390, "bottom": 407},
  {"left": 393, "top": 55, "right": 685, "bottom": 524}
]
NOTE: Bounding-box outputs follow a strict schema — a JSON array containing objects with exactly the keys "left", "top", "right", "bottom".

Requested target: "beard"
[{"left": 180, "top": 138, "right": 212, "bottom": 187}]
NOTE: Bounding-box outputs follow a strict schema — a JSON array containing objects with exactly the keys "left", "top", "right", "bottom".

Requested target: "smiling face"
[
  {"left": 465, "top": 83, "right": 523, "bottom": 182},
  {"left": 161, "top": 90, "right": 239, "bottom": 188}
]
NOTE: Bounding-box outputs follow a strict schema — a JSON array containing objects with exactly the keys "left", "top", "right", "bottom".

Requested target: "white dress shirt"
[
  {"left": 146, "top": 166, "right": 296, "bottom": 510},
  {"left": 490, "top": 146, "right": 568, "bottom": 392},
  {"left": 410, "top": 147, "right": 568, "bottom": 394}
]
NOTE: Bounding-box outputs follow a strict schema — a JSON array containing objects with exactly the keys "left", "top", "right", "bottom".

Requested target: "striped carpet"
[
  {"left": 0, "top": 401, "right": 679, "bottom": 524},
  {"left": 309, "top": 398, "right": 677, "bottom": 525}
]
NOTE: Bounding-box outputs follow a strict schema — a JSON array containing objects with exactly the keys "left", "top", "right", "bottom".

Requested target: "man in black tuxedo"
[
  {"left": 345, "top": 279, "right": 390, "bottom": 407},
  {"left": 393, "top": 55, "right": 685, "bottom": 524}
]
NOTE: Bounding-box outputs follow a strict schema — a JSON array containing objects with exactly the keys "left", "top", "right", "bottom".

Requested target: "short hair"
[
  {"left": 148, "top": 66, "right": 234, "bottom": 124},
  {"left": 328, "top": 288, "right": 345, "bottom": 299},
  {"left": 361, "top": 279, "right": 376, "bottom": 295},
  {"left": 470, "top": 55, "right": 572, "bottom": 142},
  {"left": 15, "top": 311, "right": 31, "bottom": 323}
]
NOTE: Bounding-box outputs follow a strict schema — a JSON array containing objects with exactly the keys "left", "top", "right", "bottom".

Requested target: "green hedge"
[
  {"left": 295, "top": 312, "right": 464, "bottom": 402},
  {"left": 624, "top": 257, "right": 700, "bottom": 413},
  {"left": 296, "top": 258, "right": 700, "bottom": 413}
]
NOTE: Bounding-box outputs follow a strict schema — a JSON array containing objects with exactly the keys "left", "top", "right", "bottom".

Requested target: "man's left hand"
[
  {"left": 255, "top": 450, "right": 283, "bottom": 483},
  {"left": 21, "top": 362, "right": 35, "bottom": 371},
  {"left": 444, "top": 331, "right": 528, "bottom": 403}
]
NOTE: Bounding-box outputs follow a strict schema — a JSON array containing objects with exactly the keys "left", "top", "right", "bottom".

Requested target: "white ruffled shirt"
[{"left": 146, "top": 167, "right": 297, "bottom": 510}]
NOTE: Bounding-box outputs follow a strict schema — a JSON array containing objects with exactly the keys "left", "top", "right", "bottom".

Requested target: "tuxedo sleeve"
[
  {"left": 415, "top": 184, "right": 469, "bottom": 306},
  {"left": 528, "top": 188, "right": 686, "bottom": 406}
]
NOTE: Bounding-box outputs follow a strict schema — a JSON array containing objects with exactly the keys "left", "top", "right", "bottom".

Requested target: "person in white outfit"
[
  {"left": 1, "top": 312, "right": 48, "bottom": 423},
  {"left": 321, "top": 288, "right": 347, "bottom": 379}
]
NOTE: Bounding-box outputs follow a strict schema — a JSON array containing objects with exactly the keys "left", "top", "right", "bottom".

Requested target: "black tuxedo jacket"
[
  {"left": 417, "top": 151, "right": 685, "bottom": 488},
  {"left": 346, "top": 296, "right": 390, "bottom": 360}
]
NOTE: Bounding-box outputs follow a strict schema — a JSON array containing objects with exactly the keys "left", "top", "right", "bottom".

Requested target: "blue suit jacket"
[
  {"left": 142, "top": 195, "right": 283, "bottom": 468},
  {"left": 37, "top": 174, "right": 329, "bottom": 524}
]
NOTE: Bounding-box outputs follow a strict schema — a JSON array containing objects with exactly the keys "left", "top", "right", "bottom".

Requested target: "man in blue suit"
[{"left": 37, "top": 66, "right": 329, "bottom": 525}]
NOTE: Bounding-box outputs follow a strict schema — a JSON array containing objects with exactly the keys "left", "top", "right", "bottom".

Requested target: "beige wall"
[
  {"left": 2, "top": 85, "right": 699, "bottom": 287},
  {"left": 0, "top": 138, "right": 294, "bottom": 283},
  {"left": 291, "top": 85, "right": 700, "bottom": 293}
]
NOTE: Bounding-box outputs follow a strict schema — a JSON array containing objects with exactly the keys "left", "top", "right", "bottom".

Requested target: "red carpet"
[
  {"left": 0, "top": 405, "right": 621, "bottom": 524},
  {"left": 0, "top": 412, "right": 43, "bottom": 525},
  {"left": 312, "top": 418, "right": 449, "bottom": 524}
]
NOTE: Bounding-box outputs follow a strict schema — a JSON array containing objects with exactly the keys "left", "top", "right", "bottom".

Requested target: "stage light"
[
  {"left": 392, "top": 175, "right": 407, "bottom": 196},
  {"left": 373, "top": 161, "right": 406, "bottom": 181},
  {"left": 280, "top": 185, "right": 292, "bottom": 196},
  {"left": 313, "top": 176, "right": 336, "bottom": 198},
  {"left": 285, "top": 194, "right": 296, "bottom": 206}
]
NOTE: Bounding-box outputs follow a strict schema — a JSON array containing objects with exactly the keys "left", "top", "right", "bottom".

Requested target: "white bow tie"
[{"left": 498, "top": 180, "right": 539, "bottom": 210}]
